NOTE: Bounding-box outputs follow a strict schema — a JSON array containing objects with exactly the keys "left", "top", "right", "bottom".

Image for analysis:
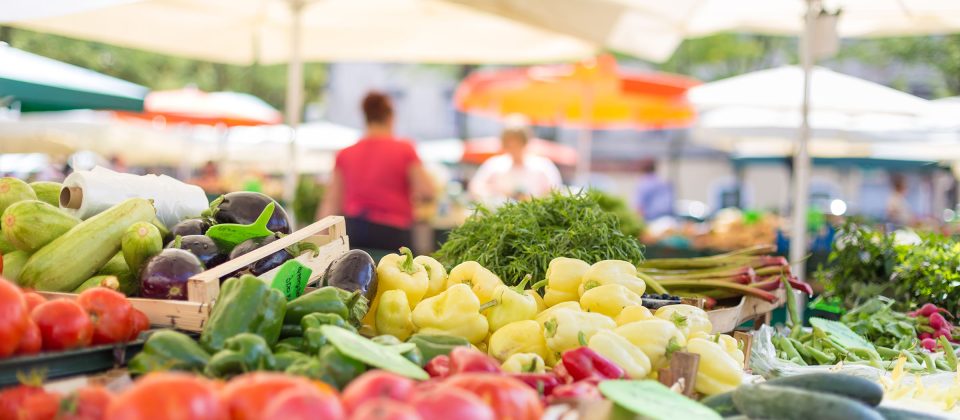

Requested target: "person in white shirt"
[{"left": 468, "top": 119, "right": 563, "bottom": 207}]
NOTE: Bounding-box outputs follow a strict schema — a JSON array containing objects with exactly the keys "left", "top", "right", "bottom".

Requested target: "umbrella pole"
[
  {"left": 575, "top": 83, "right": 596, "bottom": 187},
  {"left": 283, "top": 0, "right": 305, "bottom": 220},
  {"left": 789, "top": 0, "right": 819, "bottom": 281}
]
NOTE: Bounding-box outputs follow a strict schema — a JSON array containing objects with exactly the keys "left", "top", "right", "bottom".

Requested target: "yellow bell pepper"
[
  {"left": 542, "top": 308, "right": 616, "bottom": 354},
  {"left": 615, "top": 305, "right": 654, "bottom": 326},
  {"left": 528, "top": 289, "right": 547, "bottom": 313},
  {"left": 364, "top": 247, "right": 429, "bottom": 327},
  {"left": 534, "top": 301, "right": 581, "bottom": 329},
  {"left": 541, "top": 257, "right": 590, "bottom": 307},
  {"left": 411, "top": 284, "right": 489, "bottom": 344},
  {"left": 414, "top": 255, "right": 447, "bottom": 299},
  {"left": 445, "top": 261, "right": 504, "bottom": 304},
  {"left": 580, "top": 284, "right": 644, "bottom": 318},
  {"left": 487, "top": 320, "right": 551, "bottom": 363},
  {"left": 588, "top": 330, "right": 651, "bottom": 379},
  {"left": 686, "top": 337, "right": 744, "bottom": 396},
  {"left": 578, "top": 260, "right": 646, "bottom": 297},
  {"left": 501, "top": 353, "right": 546, "bottom": 374},
  {"left": 655, "top": 304, "right": 713, "bottom": 338},
  {"left": 614, "top": 319, "right": 686, "bottom": 370},
  {"left": 688, "top": 332, "right": 746, "bottom": 368},
  {"left": 483, "top": 276, "right": 538, "bottom": 332},
  {"left": 375, "top": 290, "right": 414, "bottom": 341}
]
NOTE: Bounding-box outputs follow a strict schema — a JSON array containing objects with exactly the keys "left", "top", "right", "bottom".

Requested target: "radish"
[
  {"left": 929, "top": 312, "right": 948, "bottom": 330},
  {"left": 922, "top": 338, "right": 938, "bottom": 351}
]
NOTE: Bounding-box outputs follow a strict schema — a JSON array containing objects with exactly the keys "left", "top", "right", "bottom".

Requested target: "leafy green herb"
[{"left": 434, "top": 191, "right": 645, "bottom": 286}]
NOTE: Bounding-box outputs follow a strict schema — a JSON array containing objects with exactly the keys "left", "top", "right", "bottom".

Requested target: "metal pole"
[
  {"left": 790, "top": 0, "right": 818, "bottom": 281},
  {"left": 283, "top": 0, "right": 304, "bottom": 217}
]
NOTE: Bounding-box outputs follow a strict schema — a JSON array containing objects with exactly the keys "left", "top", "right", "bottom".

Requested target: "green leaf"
[
  {"left": 599, "top": 380, "right": 721, "bottom": 420},
  {"left": 320, "top": 325, "right": 428, "bottom": 380},
  {"left": 810, "top": 317, "right": 876, "bottom": 352}
]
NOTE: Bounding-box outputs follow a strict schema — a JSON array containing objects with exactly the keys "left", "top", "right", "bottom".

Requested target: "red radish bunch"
[{"left": 910, "top": 303, "right": 958, "bottom": 351}]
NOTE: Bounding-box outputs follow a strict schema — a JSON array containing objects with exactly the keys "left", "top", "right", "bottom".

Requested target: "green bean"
[
  {"left": 936, "top": 358, "right": 950, "bottom": 371},
  {"left": 780, "top": 338, "right": 807, "bottom": 366},
  {"left": 789, "top": 337, "right": 811, "bottom": 360},
  {"left": 805, "top": 345, "right": 836, "bottom": 365},
  {"left": 876, "top": 346, "right": 901, "bottom": 359},
  {"left": 939, "top": 336, "right": 958, "bottom": 371},
  {"left": 923, "top": 352, "right": 938, "bottom": 374}
]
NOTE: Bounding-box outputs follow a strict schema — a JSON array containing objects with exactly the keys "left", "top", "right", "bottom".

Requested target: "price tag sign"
[
  {"left": 810, "top": 317, "right": 876, "bottom": 351},
  {"left": 270, "top": 259, "right": 312, "bottom": 300},
  {"left": 598, "top": 380, "right": 721, "bottom": 420},
  {"left": 206, "top": 202, "right": 276, "bottom": 250}
]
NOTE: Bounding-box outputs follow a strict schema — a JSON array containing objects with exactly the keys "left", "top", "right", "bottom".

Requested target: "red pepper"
[
  {"left": 547, "top": 381, "right": 602, "bottom": 403},
  {"left": 426, "top": 355, "right": 451, "bottom": 378},
  {"left": 560, "top": 347, "right": 624, "bottom": 382},
  {"left": 551, "top": 361, "right": 573, "bottom": 384},
  {"left": 510, "top": 373, "right": 561, "bottom": 397},
  {"left": 448, "top": 347, "right": 501, "bottom": 375}
]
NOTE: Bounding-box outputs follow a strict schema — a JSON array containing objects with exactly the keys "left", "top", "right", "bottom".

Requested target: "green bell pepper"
[
  {"left": 285, "top": 347, "right": 366, "bottom": 390},
  {"left": 274, "top": 350, "right": 310, "bottom": 371},
  {"left": 407, "top": 334, "right": 471, "bottom": 363},
  {"left": 284, "top": 287, "right": 368, "bottom": 327},
  {"left": 204, "top": 333, "right": 276, "bottom": 378},
  {"left": 200, "top": 275, "right": 287, "bottom": 351},
  {"left": 301, "top": 313, "right": 354, "bottom": 355},
  {"left": 274, "top": 337, "right": 305, "bottom": 353},
  {"left": 372, "top": 335, "right": 425, "bottom": 367},
  {"left": 280, "top": 324, "right": 303, "bottom": 339},
  {"left": 128, "top": 330, "right": 210, "bottom": 374}
]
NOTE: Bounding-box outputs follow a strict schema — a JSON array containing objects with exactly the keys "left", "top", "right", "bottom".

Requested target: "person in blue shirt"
[{"left": 634, "top": 158, "right": 674, "bottom": 221}]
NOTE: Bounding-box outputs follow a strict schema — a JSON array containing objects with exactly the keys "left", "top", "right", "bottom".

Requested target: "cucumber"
[
  {"left": 29, "top": 181, "right": 62, "bottom": 207},
  {"left": 122, "top": 221, "right": 163, "bottom": 276},
  {"left": 732, "top": 384, "right": 883, "bottom": 420},
  {"left": 2, "top": 200, "right": 80, "bottom": 253},
  {"left": 0, "top": 178, "right": 36, "bottom": 215},
  {"left": 766, "top": 373, "right": 883, "bottom": 407},
  {"left": 20, "top": 198, "right": 156, "bottom": 292},
  {"left": 73, "top": 275, "right": 120, "bottom": 293},
  {"left": 700, "top": 391, "right": 739, "bottom": 416},
  {"left": 0, "top": 236, "right": 15, "bottom": 254},
  {"left": 97, "top": 253, "right": 139, "bottom": 296},
  {"left": 875, "top": 406, "right": 949, "bottom": 420},
  {"left": 2, "top": 250, "right": 29, "bottom": 285}
]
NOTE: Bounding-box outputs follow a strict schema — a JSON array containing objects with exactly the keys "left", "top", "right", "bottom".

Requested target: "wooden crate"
[
  {"left": 41, "top": 215, "right": 350, "bottom": 332},
  {"left": 707, "top": 288, "right": 785, "bottom": 333}
]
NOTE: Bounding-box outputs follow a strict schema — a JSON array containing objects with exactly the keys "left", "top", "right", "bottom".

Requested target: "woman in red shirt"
[{"left": 318, "top": 91, "right": 434, "bottom": 250}]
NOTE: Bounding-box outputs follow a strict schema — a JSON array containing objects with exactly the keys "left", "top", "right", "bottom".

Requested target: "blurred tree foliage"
[
  {"left": 656, "top": 33, "right": 797, "bottom": 81},
  {"left": 832, "top": 35, "right": 960, "bottom": 98},
  {"left": 1, "top": 27, "right": 327, "bottom": 111}
]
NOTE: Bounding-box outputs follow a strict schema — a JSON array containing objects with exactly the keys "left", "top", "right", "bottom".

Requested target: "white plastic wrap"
[{"left": 61, "top": 166, "right": 208, "bottom": 228}]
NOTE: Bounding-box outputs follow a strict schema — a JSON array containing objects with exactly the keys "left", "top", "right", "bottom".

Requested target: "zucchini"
[
  {"left": 875, "top": 406, "right": 949, "bottom": 420},
  {"left": 732, "top": 384, "right": 883, "bottom": 420},
  {"left": 0, "top": 236, "right": 16, "bottom": 254},
  {"left": 700, "top": 391, "right": 739, "bottom": 416},
  {"left": 2, "top": 250, "right": 29, "bottom": 285},
  {"left": 766, "top": 373, "right": 883, "bottom": 407},
  {"left": 122, "top": 221, "right": 163, "bottom": 275},
  {"left": 20, "top": 198, "right": 156, "bottom": 292},
  {"left": 29, "top": 181, "right": 62, "bottom": 207},
  {"left": 2, "top": 200, "right": 80, "bottom": 252},
  {"left": 97, "top": 253, "right": 139, "bottom": 296},
  {"left": 73, "top": 275, "right": 120, "bottom": 293},
  {"left": 0, "top": 177, "right": 36, "bottom": 215}
]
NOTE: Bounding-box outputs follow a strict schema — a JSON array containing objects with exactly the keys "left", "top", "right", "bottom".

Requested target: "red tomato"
[
  {"left": 410, "top": 387, "right": 495, "bottom": 420},
  {"left": 0, "top": 279, "right": 29, "bottom": 357},
  {"left": 22, "top": 291, "right": 46, "bottom": 313},
  {"left": 262, "top": 386, "right": 345, "bottom": 420},
  {"left": 220, "top": 372, "right": 328, "bottom": 420},
  {"left": 77, "top": 287, "right": 133, "bottom": 345},
  {"left": 32, "top": 299, "right": 93, "bottom": 351},
  {"left": 107, "top": 372, "right": 227, "bottom": 420},
  {"left": 16, "top": 319, "right": 41, "bottom": 355},
  {"left": 59, "top": 385, "right": 114, "bottom": 420},
  {"left": 341, "top": 370, "right": 415, "bottom": 414},
  {"left": 348, "top": 398, "right": 421, "bottom": 420},
  {"left": 127, "top": 309, "right": 150, "bottom": 341},
  {"left": 19, "top": 388, "right": 61, "bottom": 420},
  {"left": 0, "top": 385, "right": 45, "bottom": 419},
  {"left": 445, "top": 373, "right": 543, "bottom": 420}
]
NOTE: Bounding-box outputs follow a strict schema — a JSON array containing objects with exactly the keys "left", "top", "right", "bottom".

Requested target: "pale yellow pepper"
[
  {"left": 375, "top": 290, "right": 414, "bottom": 341},
  {"left": 615, "top": 305, "right": 654, "bottom": 326},
  {"left": 542, "top": 257, "right": 590, "bottom": 307},
  {"left": 483, "top": 276, "right": 538, "bottom": 332},
  {"left": 445, "top": 261, "right": 504, "bottom": 304},
  {"left": 655, "top": 304, "right": 713, "bottom": 338},
  {"left": 689, "top": 332, "right": 745, "bottom": 368},
  {"left": 535, "top": 301, "right": 581, "bottom": 329},
  {"left": 363, "top": 247, "right": 429, "bottom": 327},
  {"left": 686, "top": 337, "right": 744, "bottom": 396},
  {"left": 412, "top": 283, "right": 489, "bottom": 344},
  {"left": 580, "top": 284, "right": 644, "bottom": 318},
  {"left": 528, "top": 289, "right": 547, "bottom": 313},
  {"left": 413, "top": 255, "right": 448, "bottom": 299},
  {"left": 487, "top": 320, "right": 550, "bottom": 363},
  {"left": 588, "top": 330, "right": 651, "bottom": 379},
  {"left": 542, "top": 308, "right": 616, "bottom": 354},
  {"left": 500, "top": 353, "right": 546, "bottom": 374},
  {"left": 578, "top": 260, "right": 646, "bottom": 297},
  {"left": 614, "top": 319, "right": 686, "bottom": 370}
]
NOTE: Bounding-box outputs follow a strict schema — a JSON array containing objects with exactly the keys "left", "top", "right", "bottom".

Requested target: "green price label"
[
  {"left": 598, "top": 380, "right": 721, "bottom": 420},
  {"left": 206, "top": 201, "right": 276, "bottom": 250},
  {"left": 269, "top": 259, "right": 312, "bottom": 300}
]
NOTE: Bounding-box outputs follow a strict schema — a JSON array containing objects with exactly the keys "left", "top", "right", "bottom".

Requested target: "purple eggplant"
[
  {"left": 171, "top": 218, "right": 211, "bottom": 237},
  {"left": 211, "top": 192, "right": 291, "bottom": 234},
  {"left": 229, "top": 234, "right": 292, "bottom": 276},
  {"left": 140, "top": 248, "right": 204, "bottom": 300},
  {"left": 321, "top": 249, "right": 378, "bottom": 300},
  {"left": 167, "top": 235, "right": 227, "bottom": 269}
]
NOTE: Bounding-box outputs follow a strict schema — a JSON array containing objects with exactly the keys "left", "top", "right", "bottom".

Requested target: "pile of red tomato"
[
  {"left": 0, "top": 279, "right": 150, "bottom": 357},
  {"left": 0, "top": 369, "right": 542, "bottom": 420}
]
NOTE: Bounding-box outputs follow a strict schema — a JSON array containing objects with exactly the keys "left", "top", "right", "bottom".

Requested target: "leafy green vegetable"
[
  {"left": 840, "top": 297, "right": 918, "bottom": 350},
  {"left": 593, "top": 191, "right": 644, "bottom": 237},
  {"left": 434, "top": 191, "right": 645, "bottom": 286}
]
